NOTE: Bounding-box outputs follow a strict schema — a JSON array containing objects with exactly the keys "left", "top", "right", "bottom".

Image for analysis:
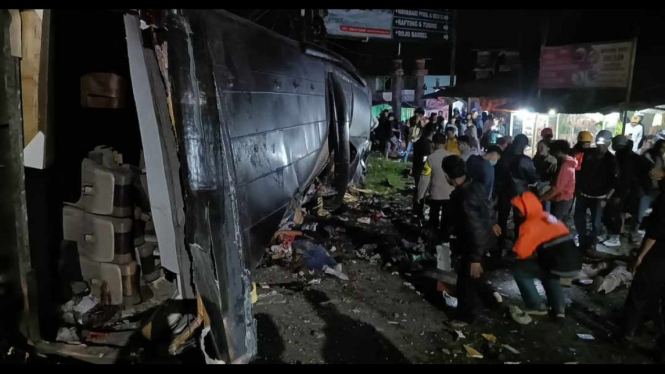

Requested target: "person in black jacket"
[
  {"left": 495, "top": 138, "right": 514, "bottom": 255},
  {"left": 621, "top": 176, "right": 665, "bottom": 362},
  {"left": 443, "top": 155, "right": 501, "bottom": 324},
  {"left": 602, "top": 136, "right": 653, "bottom": 247},
  {"left": 574, "top": 130, "right": 619, "bottom": 252}
]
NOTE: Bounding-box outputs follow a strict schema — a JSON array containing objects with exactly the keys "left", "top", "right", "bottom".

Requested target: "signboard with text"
[
  {"left": 324, "top": 9, "right": 451, "bottom": 43},
  {"left": 539, "top": 41, "right": 635, "bottom": 89}
]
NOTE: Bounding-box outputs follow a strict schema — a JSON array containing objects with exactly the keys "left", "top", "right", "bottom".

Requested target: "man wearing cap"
[
  {"left": 574, "top": 130, "right": 619, "bottom": 252},
  {"left": 540, "top": 128, "right": 554, "bottom": 144}
]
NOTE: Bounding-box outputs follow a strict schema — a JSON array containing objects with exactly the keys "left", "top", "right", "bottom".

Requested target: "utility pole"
[
  {"left": 391, "top": 58, "right": 404, "bottom": 121},
  {"left": 449, "top": 9, "right": 457, "bottom": 123},
  {"left": 414, "top": 58, "right": 429, "bottom": 109}
]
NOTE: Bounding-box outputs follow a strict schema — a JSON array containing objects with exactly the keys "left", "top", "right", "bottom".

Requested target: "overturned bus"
[{"left": 0, "top": 9, "right": 371, "bottom": 363}]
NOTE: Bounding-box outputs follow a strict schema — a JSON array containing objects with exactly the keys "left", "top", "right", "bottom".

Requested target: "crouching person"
[{"left": 511, "top": 191, "right": 582, "bottom": 321}]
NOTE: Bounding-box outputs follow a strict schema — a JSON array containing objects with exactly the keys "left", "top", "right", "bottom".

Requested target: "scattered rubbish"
[
  {"left": 83, "top": 330, "right": 133, "bottom": 347},
  {"left": 593, "top": 264, "right": 632, "bottom": 294},
  {"left": 56, "top": 327, "right": 80, "bottom": 344},
  {"left": 576, "top": 279, "right": 593, "bottom": 285},
  {"left": 329, "top": 246, "right": 337, "bottom": 253},
  {"left": 301, "top": 222, "right": 319, "bottom": 232},
  {"left": 357, "top": 217, "right": 371, "bottom": 225},
  {"left": 482, "top": 334, "right": 498, "bottom": 344},
  {"left": 442, "top": 348, "right": 451, "bottom": 355},
  {"left": 576, "top": 333, "right": 595, "bottom": 340},
  {"left": 454, "top": 330, "right": 466, "bottom": 340},
  {"left": 74, "top": 295, "right": 98, "bottom": 315},
  {"left": 259, "top": 283, "right": 270, "bottom": 289},
  {"left": 343, "top": 193, "right": 359, "bottom": 204},
  {"left": 323, "top": 264, "right": 349, "bottom": 281},
  {"left": 504, "top": 362, "right": 521, "bottom": 365},
  {"left": 393, "top": 313, "right": 400, "bottom": 319},
  {"left": 403, "top": 282, "right": 416, "bottom": 290},
  {"left": 311, "top": 331, "right": 325, "bottom": 339},
  {"left": 251, "top": 283, "right": 258, "bottom": 304},
  {"left": 492, "top": 292, "right": 503, "bottom": 304},
  {"left": 308, "top": 278, "right": 321, "bottom": 285},
  {"left": 388, "top": 321, "right": 399, "bottom": 325},
  {"left": 595, "top": 244, "right": 625, "bottom": 256},
  {"left": 338, "top": 216, "right": 349, "bottom": 222},
  {"left": 443, "top": 292, "right": 458, "bottom": 308},
  {"left": 352, "top": 309, "right": 361, "bottom": 314},
  {"left": 268, "top": 244, "right": 293, "bottom": 261},
  {"left": 564, "top": 362, "right": 578, "bottom": 364},
  {"left": 436, "top": 244, "right": 452, "bottom": 272},
  {"left": 502, "top": 344, "right": 520, "bottom": 354},
  {"left": 391, "top": 272, "right": 399, "bottom": 276},
  {"left": 258, "top": 290, "right": 281, "bottom": 299},
  {"left": 463, "top": 345, "right": 483, "bottom": 359},
  {"left": 509, "top": 306, "right": 533, "bottom": 325}
]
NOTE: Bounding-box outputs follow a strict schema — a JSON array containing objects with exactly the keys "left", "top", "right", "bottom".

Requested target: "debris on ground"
[
  {"left": 323, "top": 264, "right": 349, "bottom": 281},
  {"left": 482, "top": 334, "right": 497, "bottom": 344},
  {"left": 576, "top": 333, "right": 595, "bottom": 341},
  {"left": 509, "top": 306, "right": 532, "bottom": 325},
  {"left": 592, "top": 263, "right": 632, "bottom": 294},
  {"left": 356, "top": 217, "right": 372, "bottom": 225},
  {"left": 56, "top": 327, "right": 80, "bottom": 344},
  {"left": 502, "top": 344, "right": 520, "bottom": 354},
  {"left": 463, "top": 345, "right": 483, "bottom": 359}
]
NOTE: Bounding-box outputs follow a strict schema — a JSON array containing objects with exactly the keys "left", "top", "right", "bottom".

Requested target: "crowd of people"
[{"left": 374, "top": 108, "right": 665, "bottom": 361}]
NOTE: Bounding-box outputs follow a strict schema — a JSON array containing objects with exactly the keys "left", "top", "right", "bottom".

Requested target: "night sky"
[{"left": 230, "top": 9, "right": 665, "bottom": 102}]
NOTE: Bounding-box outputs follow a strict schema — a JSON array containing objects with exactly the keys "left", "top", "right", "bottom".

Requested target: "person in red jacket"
[{"left": 511, "top": 191, "right": 581, "bottom": 320}]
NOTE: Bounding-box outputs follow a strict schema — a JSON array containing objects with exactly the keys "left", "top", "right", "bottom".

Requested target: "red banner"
[{"left": 539, "top": 41, "right": 635, "bottom": 89}]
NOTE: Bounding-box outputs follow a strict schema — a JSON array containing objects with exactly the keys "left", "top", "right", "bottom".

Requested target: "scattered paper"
[
  {"left": 357, "top": 217, "right": 371, "bottom": 225},
  {"left": 482, "top": 334, "right": 497, "bottom": 343},
  {"left": 455, "top": 330, "right": 466, "bottom": 339},
  {"left": 387, "top": 321, "right": 399, "bottom": 325},
  {"left": 442, "top": 348, "right": 451, "bottom": 355},
  {"left": 577, "top": 333, "right": 595, "bottom": 340},
  {"left": 502, "top": 344, "right": 520, "bottom": 354},
  {"left": 504, "top": 362, "right": 521, "bottom": 364},
  {"left": 463, "top": 345, "right": 483, "bottom": 359}
]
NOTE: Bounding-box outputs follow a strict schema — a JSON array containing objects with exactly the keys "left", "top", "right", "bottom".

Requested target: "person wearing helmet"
[
  {"left": 573, "top": 131, "right": 593, "bottom": 171},
  {"left": 574, "top": 130, "right": 619, "bottom": 252},
  {"left": 601, "top": 136, "right": 651, "bottom": 247}
]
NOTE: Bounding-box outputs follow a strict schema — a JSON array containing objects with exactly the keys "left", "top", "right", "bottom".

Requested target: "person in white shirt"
[{"left": 625, "top": 114, "right": 644, "bottom": 153}]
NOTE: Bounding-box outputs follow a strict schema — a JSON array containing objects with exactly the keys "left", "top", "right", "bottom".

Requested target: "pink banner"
[{"left": 539, "top": 41, "right": 634, "bottom": 89}]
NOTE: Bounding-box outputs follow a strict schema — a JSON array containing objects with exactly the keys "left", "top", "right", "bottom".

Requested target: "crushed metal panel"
[
  {"left": 123, "top": 15, "right": 192, "bottom": 300},
  {"left": 164, "top": 9, "right": 256, "bottom": 363}
]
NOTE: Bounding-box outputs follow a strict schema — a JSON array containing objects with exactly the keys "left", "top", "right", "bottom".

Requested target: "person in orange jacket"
[{"left": 511, "top": 191, "right": 581, "bottom": 320}]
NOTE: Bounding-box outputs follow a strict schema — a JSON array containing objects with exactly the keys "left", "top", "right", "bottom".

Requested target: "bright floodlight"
[{"left": 548, "top": 109, "right": 556, "bottom": 116}]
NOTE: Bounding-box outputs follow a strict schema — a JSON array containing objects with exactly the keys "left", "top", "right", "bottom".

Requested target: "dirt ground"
[{"left": 250, "top": 154, "right": 661, "bottom": 364}]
